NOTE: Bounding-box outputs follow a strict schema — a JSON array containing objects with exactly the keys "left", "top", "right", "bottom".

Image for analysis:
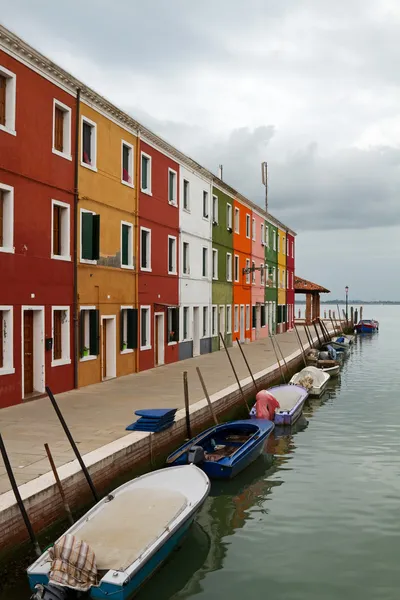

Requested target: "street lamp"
[{"left": 345, "top": 286, "right": 349, "bottom": 323}]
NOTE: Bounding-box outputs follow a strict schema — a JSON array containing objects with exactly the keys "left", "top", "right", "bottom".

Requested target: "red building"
[
  {"left": 138, "top": 140, "right": 180, "bottom": 371},
  {"left": 286, "top": 232, "right": 295, "bottom": 330},
  {"left": 0, "top": 46, "right": 76, "bottom": 408}
]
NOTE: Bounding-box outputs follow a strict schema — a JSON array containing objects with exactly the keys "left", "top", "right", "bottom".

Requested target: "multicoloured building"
[{"left": 0, "top": 24, "right": 296, "bottom": 408}]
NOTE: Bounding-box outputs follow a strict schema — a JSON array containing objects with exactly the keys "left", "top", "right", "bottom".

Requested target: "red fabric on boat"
[{"left": 255, "top": 390, "right": 280, "bottom": 420}]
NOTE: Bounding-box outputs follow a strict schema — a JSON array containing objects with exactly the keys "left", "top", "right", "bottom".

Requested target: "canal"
[{"left": 1, "top": 306, "right": 399, "bottom": 600}]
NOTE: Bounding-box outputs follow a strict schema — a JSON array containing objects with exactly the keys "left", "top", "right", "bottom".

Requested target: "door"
[
  {"left": 102, "top": 320, "right": 107, "bottom": 379},
  {"left": 154, "top": 313, "right": 165, "bottom": 366},
  {"left": 24, "top": 311, "right": 34, "bottom": 395},
  {"left": 240, "top": 306, "right": 245, "bottom": 342},
  {"left": 193, "top": 307, "right": 200, "bottom": 356},
  {"left": 219, "top": 306, "right": 225, "bottom": 349}
]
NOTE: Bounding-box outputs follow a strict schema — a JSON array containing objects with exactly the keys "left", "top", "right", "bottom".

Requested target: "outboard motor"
[
  {"left": 188, "top": 445, "right": 205, "bottom": 465},
  {"left": 30, "top": 583, "right": 70, "bottom": 600}
]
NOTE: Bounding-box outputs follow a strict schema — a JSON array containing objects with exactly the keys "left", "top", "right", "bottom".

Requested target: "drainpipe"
[
  {"left": 73, "top": 88, "right": 81, "bottom": 389},
  {"left": 135, "top": 129, "right": 140, "bottom": 373}
]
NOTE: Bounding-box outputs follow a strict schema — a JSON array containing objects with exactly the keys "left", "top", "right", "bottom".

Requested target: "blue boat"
[
  {"left": 28, "top": 465, "right": 210, "bottom": 600},
  {"left": 355, "top": 319, "right": 379, "bottom": 333},
  {"left": 166, "top": 420, "right": 274, "bottom": 479}
]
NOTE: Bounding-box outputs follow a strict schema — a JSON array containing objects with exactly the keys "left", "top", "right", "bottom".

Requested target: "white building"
[{"left": 179, "top": 165, "right": 213, "bottom": 359}]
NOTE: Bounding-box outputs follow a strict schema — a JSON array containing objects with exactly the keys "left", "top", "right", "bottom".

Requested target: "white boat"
[
  {"left": 290, "top": 366, "right": 330, "bottom": 397},
  {"left": 28, "top": 465, "right": 210, "bottom": 599},
  {"left": 320, "top": 364, "right": 340, "bottom": 377}
]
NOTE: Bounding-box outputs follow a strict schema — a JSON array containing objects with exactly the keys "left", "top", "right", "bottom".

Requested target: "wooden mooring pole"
[
  {"left": 44, "top": 443, "right": 74, "bottom": 526},
  {"left": 313, "top": 321, "right": 322, "bottom": 346},
  {"left": 269, "top": 334, "right": 286, "bottom": 383},
  {"left": 219, "top": 333, "right": 249, "bottom": 411},
  {"left": 273, "top": 334, "right": 291, "bottom": 379},
  {"left": 236, "top": 337, "right": 258, "bottom": 393},
  {"left": 294, "top": 324, "right": 308, "bottom": 368},
  {"left": 182, "top": 371, "right": 192, "bottom": 439},
  {"left": 196, "top": 367, "right": 218, "bottom": 425}
]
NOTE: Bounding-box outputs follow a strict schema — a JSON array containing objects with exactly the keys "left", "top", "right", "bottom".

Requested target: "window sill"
[
  {"left": 0, "top": 124, "right": 16, "bottom": 136},
  {"left": 168, "top": 270, "right": 177, "bottom": 276},
  {"left": 0, "top": 246, "right": 15, "bottom": 254},
  {"left": 120, "top": 348, "right": 134, "bottom": 355},
  {"left": 0, "top": 367, "right": 15, "bottom": 377},
  {"left": 182, "top": 272, "right": 190, "bottom": 277},
  {"left": 52, "top": 148, "right": 72, "bottom": 161},
  {"left": 121, "top": 263, "right": 134, "bottom": 270},
  {"left": 121, "top": 179, "right": 134, "bottom": 188},
  {"left": 52, "top": 254, "right": 71, "bottom": 262},
  {"left": 183, "top": 208, "right": 191, "bottom": 214},
  {"left": 80, "top": 355, "right": 97, "bottom": 362},
  {"left": 51, "top": 358, "right": 72, "bottom": 367},
  {"left": 80, "top": 258, "right": 98, "bottom": 265},
  {"left": 168, "top": 201, "right": 178, "bottom": 207},
  {"left": 202, "top": 216, "right": 209, "bottom": 221},
  {"left": 141, "top": 189, "right": 152, "bottom": 196},
  {"left": 140, "top": 267, "right": 152, "bottom": 272},
  {"left": 212, "top": 277, "right": 218, "bottom": 281},
  {"left": 140, "top": 345, "right": 152, "bottom": 351},
  {"left": 168, "top": 341, "right": 178, "bottom": 346},
  {"left": 81, "top": 161, "right": 98, "bottom": 172}
]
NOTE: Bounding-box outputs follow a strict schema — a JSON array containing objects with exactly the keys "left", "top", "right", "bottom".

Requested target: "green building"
[
  {"left": 211, "top": 185, "right": 234, "bottom": 351},
  {"left": 264, "top": 219, "right": 278, "bottom": 334}
]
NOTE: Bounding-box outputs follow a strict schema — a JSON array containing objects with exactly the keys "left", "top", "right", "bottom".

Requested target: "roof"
[{"left": 294, "top": 276, "right": 330, "bottom": 294}]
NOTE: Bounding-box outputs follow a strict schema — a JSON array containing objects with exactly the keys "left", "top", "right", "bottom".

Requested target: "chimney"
[{"left": 218, "top": 164, "right": 223, "bottom": 180}]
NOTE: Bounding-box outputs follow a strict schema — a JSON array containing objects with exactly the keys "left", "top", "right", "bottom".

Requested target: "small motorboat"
[
  {"left": 28, "top": 465, "right": 210, "bottom": 600},
  {"left": 249, "top": 385, "right": 309, "bottom": 426},
  {"left": 166, "top": 420, "right": 274, "bottom": 480},
  {"left": 332, "top": 335, "right": 351, "bottom": 346},
  {"left": 290, "top": 366, "right": 330, "bottom": 397},
  {"left": 355, "top": 319, "right": 379, "bottom": 333},
  {"left": 317, "top": 360, "right": 340, "bottom": 377}
]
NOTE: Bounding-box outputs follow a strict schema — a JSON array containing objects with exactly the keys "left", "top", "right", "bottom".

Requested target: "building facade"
[
  {"left": 277, "top": 226, "right": 287, "bottom": 333},
  {"left": 233, "top": 199, "right": 252, "bottom": 343},
  {"left": 251, "top": 209, "right": 268, "bottom": 340},
  {"left": 265, "top": 219, "right": 278, "bottom": 335},
  {"left": 286, "top": 232, "right": 295, "bottom": 330}
]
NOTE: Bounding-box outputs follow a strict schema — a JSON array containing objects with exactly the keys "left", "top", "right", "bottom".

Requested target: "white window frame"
[
  {"left": 140, "top": 226, "right": 152, "bottom": 272},
  {"left": 0, "top": 306, "right": 14, "bottom": 376},
  {"left": 283, "top": 236, "right": 286, "bottom": 255},
  {"left": 0, "top": 182, "right": 14, "bottom": 254},
  {"left": 246, "top": 304, "right": 250, "bottom": 330},
  {"left": 226, "top": 252, "right": 232, "bottom": 282},
  {"left": 182, "top": 241, "right": 190, "bottom": 275},
  {"left": 246, "top": 214, "right": 251, "bottom": 238},
  {"left": 121, "top": 140, "right": 134, "bottom": 188},
  {"left": 212, "top": 194, "right": 218, "bottom": 224},
  {"left": 81, "top": 116, "right": 97, "bottom": 172},
  {"left": 202, "top": 246, "right": 208, "bottom": 278},
  {"left": 265, "top": 226, "right": 269, "bottom": 247},
  {"left": 245, "top": 258, "right": 250, "bottom": 284},
  {"left": 252, "top": 261, "right": 256, "bottom": 284},
  {"left": 211, "top": 305, "right": 218, "bottom": 337},
  {"left": 227, "top": 203, "right": 232, "bottom": 229},
  {"left": 278, "top": 268, "right": 281, "bottom": 288},
  {"left": 168, "top": 235, "right": 177, "bottom": 275},
  {"left": 80, "top": 208, "right": 97, "bottom": 265},
  {"left": 168, "top": 168, "right": 178, "bottom": 206},
  {"left": 291, "top": 241, "right": 294, "bottom": 258},
  {"left": 140, "top": 305, "right": 151, "bottom": 350},
  {"left": 121, "top": 221, "right": 134, "bottom": 269},
  {"left": 80, "top": 306, "right": 97, "bottom": 362},
  {"left": 261, "top": 223, "right": 264, "bottom": 245},
  {"left": 252, "top": 217, "right": 256, "bottom": 241},
  {"left": 226, "top": 305, "right": 232, "bottom": 334},
  {"left": 52, "top": 99, "right": 72, "bottom": 160},
  {"left": 121, "top": 305, "right": 134, "bottom": 354},
  {"left": 202, "top": 306, "right": 208, "bottom": 338},
  {"left": 234, "top": 305, "right": 239, "bottom": 332},
  {"left": 182, "top": 179, "right": 190, "bottom": 212},
  {"left": 182, "top": 306, "right": 190, "bottom": 341},
  {"left": 212, "top": 248, "right": 218, "bottom": 280},
  {"left": 202, "top": 191, "right": 209, "bottom": 220},
  {"left": 283, "top": 269, "right": 286, "bottom": 289},
  {"left": 234, "top": 207, "right": 240, "bottom": 233},
  {"left": 234, "top": 254, "right": 239, "bottom": 283},
  {"left": 273, "top": 230, "right": 276, "bottom": 251},
  {"left": 51, "top": 199, "right": 71, "bottom": 261},
  {"left": 0, "top": 66, "right": 16, "bottom": 136},
  {"left": 260, "top": 263, "right": 265, "bottom": 286},
  {"left": 273, "top": 266, "right": 276, "bottom": 287},
  {"left": 277, "top": 233, "right": 280, "bottom": 253},
  {"left": 51, "top": 306, "right": 71, "bottom": 367},
  {"left": 140, "top": 151, "right": 152, "bottom": 195}
]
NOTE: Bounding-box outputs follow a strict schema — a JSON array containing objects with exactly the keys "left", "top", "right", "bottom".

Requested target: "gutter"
[{"left": 73, "top": 88, "right": 81, "bottom": 389}]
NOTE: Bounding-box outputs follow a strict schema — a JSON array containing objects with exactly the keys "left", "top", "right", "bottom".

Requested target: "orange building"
[{"left": 233, "top": 199, "right": 252, "bottom": 342}]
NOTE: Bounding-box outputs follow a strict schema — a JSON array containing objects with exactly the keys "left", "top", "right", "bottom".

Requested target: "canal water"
[{"left": 2, "top": 306, "right": 399, "bottom": 600}]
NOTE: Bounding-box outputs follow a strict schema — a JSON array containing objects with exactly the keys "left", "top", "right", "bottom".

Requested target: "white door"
[
  {"left": 154, "top": 313, "right": 165, "bottom": 366},
  {"left": 102, "top": 316, "right": 116, "bottom": 380},
  {"left": 193, "top": 307, "right": 200, "bottom": 356},
  {"left": 240, "top": 305, "right": 245, "bottom": 342},
  {"left": 219, "top": 305, "right": 225, "bottom": 349}
]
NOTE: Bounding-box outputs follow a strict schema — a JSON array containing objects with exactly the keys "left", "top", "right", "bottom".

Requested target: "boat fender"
[
  {"left": 188, "top": 446, "right": 205, "bottom": 465},
  {"left": 30, "top": 583, "right": 69, "bottom": 600}
]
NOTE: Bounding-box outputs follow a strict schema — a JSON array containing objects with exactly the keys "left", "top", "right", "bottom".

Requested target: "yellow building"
[
  {"left": 277, "top": 226, "right": 287, "bottom": 333},
  {"left": 77, "top": 99, "right": 139, "bottom": 387}
]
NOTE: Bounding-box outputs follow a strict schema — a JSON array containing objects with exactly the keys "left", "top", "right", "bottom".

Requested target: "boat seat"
[
  {"left": 273, "top": 389, "right": 302, "bottom": 411},
  {"left": 76, "top": 487, "right": 187, "bottom": 571}
]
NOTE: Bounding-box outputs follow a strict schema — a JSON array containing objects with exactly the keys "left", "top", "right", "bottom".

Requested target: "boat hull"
[
  {"left": 249, "top": 385, "right": 308, "bottom": 426},
  {"left": 355, "top": 320, "right": 379, "bottom": 333},
  {"left": 321, "top": 365, "right": 340, "bottom": 377}
]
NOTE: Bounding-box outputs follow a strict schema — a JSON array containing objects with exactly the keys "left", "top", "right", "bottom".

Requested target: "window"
[
  {"left": 234, "top": 305, "right": 239, "bottom": 332},
  {"left": 52, "top": 200, "right": 70, "bottom": 261},
  {"left": 252, "top": 306, "right": 257, "bottom": 329},
  {"left": 140, "top": 227, "right": 151, "bottom": 271},
  {"left": 261, "top": 223, "right": 264, "bottom": 245},
  {"left": 81, "top": 117, "right": 97, "bottom": 170},
  {"left": 121, "top": 141, "right": 134, "bottom": 186},
  {"left": 277, "top": 233, "right": 280, "bottom": 253},
  {"left": 202, "top": 191, "right": 209, "bottom": 219},
  {"left": 291, "top": 241, "right": 294, "bottom": 258},
  {"left": 80, "top": 308, "right": 99, "bottom": 359},
  {"left": 120, "top": 307, "right": 138, "bottom": 351},
  {"left": 202, "top": 247, "right": 208, "bottom": 277},
  {"left": 183, "top": 307, "right": 189, "bottom": 340},
  {"left": 252, "top": 261, "right": 256, "bottom": 284},
  {"left": 167, "top": 307, "right": 179, "bottom": 343},
  {"left": 168, "top": 169, "right": 177, "bottom": 205},
  {"left": 261, "top": 305, "right": 266, "bottom": 328},
  {"left": 246, "top": 214, "right": 251, "bottom": 238},
  {"left": 182, "top": 241, "right": 190, "bottom": 275},
  {"left": 212, "top": 306, "right": 218, "bottom": 336},
  {"left": 52, "top": 307, "right": 70, "bottom": 366},
  {"left": 227, "top": 203, "right": 232, "bottom": 230},
  {"left": 234, "top": 254, "right": 239, "bottom": 282},
  {"left": 245, "top": 258, "right": 250, "bottom": 284},
  {"left": 286, "top": 237, "right": 289, "bottom": 256},
  {"left": 202, "top": 307, "right": 208, "bottom": 337},
  {"left": 0, "top": 307, "right": 14, "bottom": 375},
  {"left": 140, "top": 306, "right": 151, "bottom": 350},
  {"left": 246, "top": 305, "right": 250, "bottom": 330},
  {"left": 278, "top": 268, "right": 281, "bottom": 288},
  {"left": 168, "top": 235, "right": 177, "bottom": 274},
  {"left": 283, "top": 269, "right": 286, "bottom": 289},
  {"left": 121, "top": 221, "right": 134, "bottom": 269},
  {"left": 0, "top": 183, "right": 14, "bottom": 254},
  {"left": 183, "top": 179, "right": 190, "bottom": 210},
  {"left": 81, "top": 210, "right": 100, "bottom": 262},
  {"left": 212, "top": 195, "right": 218, "bottom": 224},
  {"left": 212, "top": 248, "right": 218, "bottom": 280},
  {"left": 226, "top": 253, "right": 232, "bottom": 282},
  {"left": 141, "top": 152, "right": 152, "bottom": 194},
  {"left": 0, "top": 66, "right": 16, "bottom": 135},
  {"left": 252, "top": 218, "right": 256, "bottom": 241},
  {"left": 273, "top": 266, "right": 276, "bottom": 287},
  {"left": 265, "top": 226, "right": 269, "bottom": 247},
  {"left": 53, "top": 100, "right": 72, "bottom": 159},
  {"left": 226, "top": 305, "right": 232, "bottom": 334},
  {"left": 260, "top": 264, "right": 265, "bottom": 286},
  {"left": 283, "top": 236, "right": 286, "bottom": 255},
  {"left": 273, "top": 230, "right": 276, "bottom": 251},
  {"left": 234, "top": 207, "right": 240, "bottom": 233}
]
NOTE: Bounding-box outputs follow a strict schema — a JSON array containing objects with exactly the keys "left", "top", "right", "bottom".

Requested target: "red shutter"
[
  {"left": 54, "top": 106, "right": 64, "bottom": 152},
  {"left": 0, "top": 76, "right": 6, "bottom": 126},
  {"left": 53, "top": 311, "right": 62, "bottom": 360}
]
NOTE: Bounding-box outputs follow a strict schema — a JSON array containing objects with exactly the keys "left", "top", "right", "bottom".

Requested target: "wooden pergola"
[{"left": 295, "top": 276, "right": 330, "bottom": 324}]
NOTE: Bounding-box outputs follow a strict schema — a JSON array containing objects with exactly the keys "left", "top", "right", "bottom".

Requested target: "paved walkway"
[{"left": 0, "top": 329, "right": 311, "bottom": 494}]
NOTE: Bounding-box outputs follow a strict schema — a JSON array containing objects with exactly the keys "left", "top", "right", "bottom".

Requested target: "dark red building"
[
  {"left": 286, "top": 232, "right": 295, "bottom": 330},
  {"left": 0, "top": 44, "right": 76, "bottom": 408},
  {"left": 138, "top": 140, "right": 180, "bottom": 371}
]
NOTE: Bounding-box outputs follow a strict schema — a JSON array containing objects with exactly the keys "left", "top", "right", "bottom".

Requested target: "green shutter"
[
  {"left": 89, "top": 310, "right": 99, "bottom": 355},
  {"left": 127, "top": 309, "right": 138, "bottom": 349},
  {"left": 81, "top": 212, "right": 93, "bottom": 260},
  {"left": 120, "top": 309, "right": 125, "bottom": 351},
  {"left": 172, "top": 308, "right": 179, "bottom": 342},
  {"left": 79, "top": 310, "right": 85, "bottom": 357},
  {"left": 92, "top": 215, "right": 100, "bottom": 260},
  {"left": 122, "top": 224, "right": 129, "bottom": 266}
]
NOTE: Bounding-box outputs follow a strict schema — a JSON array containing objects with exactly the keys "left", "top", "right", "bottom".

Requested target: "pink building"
[{"left": 251, "top": 210, "right": 269, "bottom": 340}]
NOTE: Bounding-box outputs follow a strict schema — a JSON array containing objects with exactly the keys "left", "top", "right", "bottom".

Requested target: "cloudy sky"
[{"left": 2, "top": 0, "right": 400, "bottom": 300}]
